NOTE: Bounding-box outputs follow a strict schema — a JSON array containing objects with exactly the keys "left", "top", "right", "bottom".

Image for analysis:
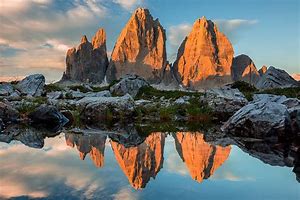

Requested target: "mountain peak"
[{"left": 80, "top": 35, "right": 89, "bottom": 43}]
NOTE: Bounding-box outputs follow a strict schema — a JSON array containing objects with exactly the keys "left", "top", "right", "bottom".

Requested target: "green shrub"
[
  {"left": 135, "top": 86, "right": 202, "bottom": 100},
  {"left": 44, "top": 84, "right": 63, "bottom": 92},
  {"left": 231, "top": 81, "right": 258, "bottom": 101},
  {"left": 69, "top": 85, "right": 91, "bottom": 93},
  {"left": 258, "top": 87, "right": 300, "bottom": 99}
]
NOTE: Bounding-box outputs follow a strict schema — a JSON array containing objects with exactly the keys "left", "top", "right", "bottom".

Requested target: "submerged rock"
[
  {"left": 0, "top": 102, "right": 19, "bottom": 123},
  {"left": 110, "top": 74, "right": 149, "bottom": 98},
  {"left": 256, "top": 66, "right": 299, "bottom": 89},
  {"left": 16, "top": 74, "right": 45, "bottom": 96},
  {"left": 28, "top": 105, "right": 69, "bottom": 130}
]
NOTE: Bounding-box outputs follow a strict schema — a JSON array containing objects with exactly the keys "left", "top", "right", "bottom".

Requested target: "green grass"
[
  {"left": 44, "top": 84, "right": 64, "bottom": 92},
  {"left": 135, "top": 86, "right": 202, "bottom": 100},
  {"left": 69, "top": 85, "right": 91, "bottom": 93},
  {"left": 258, "top": 87, "right": 300, "bottom": 99},
  {"left": 231, "top": 81, "right": 258, "bottom": 101},
  {"left": 91, "top": 86, "right": 109, "bottom": 92},
  {"left": 17, "top": 97, "right": 48, "bottom": 114}
]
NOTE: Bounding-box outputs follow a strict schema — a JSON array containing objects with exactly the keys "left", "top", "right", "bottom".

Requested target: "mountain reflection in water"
[{"left": 0, "top": 126, "right": 299, "bottom": 200}]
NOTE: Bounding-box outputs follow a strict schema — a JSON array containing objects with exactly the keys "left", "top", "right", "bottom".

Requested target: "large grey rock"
[
  {"left": 0, "top": 83, "right": 14, "bottom": 96},
  {"left": 16, "top": 74, "right": 45, "bottom": 96},
  {"left": 256, "top": 66, "right": 299, "bottom": 89},
  {"left": 222, "top": 94, "right": 299, "bottom": 139},
  {"left": 28, "top": 105, "right": 69, "bottom": 129},
  {"left": 203, "top": 87, "right": 248, "bottom": 115},
  {"left": 110, "top": 75, "right": 149, "bottom": 98},
  {"left": 83, "top": 94, "right": 135, "bottom": 123},
  {"left": 0, "top": 102, "right": 19, "bottom": 123}
]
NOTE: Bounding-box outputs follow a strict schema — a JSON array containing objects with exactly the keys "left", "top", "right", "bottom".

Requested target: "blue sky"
[{"left": 0, "top": 0, "right": 299, "bottom": 82}]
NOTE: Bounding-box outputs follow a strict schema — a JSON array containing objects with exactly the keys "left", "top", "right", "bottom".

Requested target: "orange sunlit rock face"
[
  {"left": 173, "top": 17, "right": 234, "bottom": 88},
  {"left": 173, "top": 132, "right": 231, "bottom": 182},
  {"left": 110, "top": 132, "right": 166, "bottom": 189},
  {"left": 65, "top": 133, "right": 107, "bottom": 168},
  {"left": 106, "top": 8, "right": 167, "bottom": 83}
]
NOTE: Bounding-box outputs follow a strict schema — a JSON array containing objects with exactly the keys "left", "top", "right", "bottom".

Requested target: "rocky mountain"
[
  {"left": 173, "top": 132, "right": 231, "bottom": 182},
  {"left": 106, "top": 8, "right": 167, "bottom": 84},
  {"left": 231, "top": 54, "right": 260, "bottom": 85},
  {"left": 110, "top": 132, "right": 165, "bottom": 189},
  {"left": 256, "top": 66, "right": 299, "bottom": 89},
  {"left": 65, "top": 133, "right": 107, "bottom": 168},
  {"left": 62, "top": 28, "right": 109, "bottom": 83},
  {"left": 173, "top": 17, "right": 234, "bottom": 89},
  {"left": 258, "top": 65, "right": 268, "bottom": 76}
]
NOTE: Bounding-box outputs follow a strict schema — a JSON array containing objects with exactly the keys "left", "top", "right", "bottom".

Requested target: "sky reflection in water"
[{"left": 0, "top": 132, "right": 299, "bottom": 200}]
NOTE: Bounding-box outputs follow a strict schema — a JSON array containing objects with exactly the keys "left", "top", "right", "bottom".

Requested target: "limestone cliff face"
[
  {"left": 63, "top": 28, "right": 109, "bottom": 83},
  {"left": 173, "top": 132, "right": 231, "bottom": 182},
  {"left": 173, "top": 17, "right": 234, "bottom": 88},
  {"left": 258, "top": 65, "right": 268, "bottom": 76},
  {"left": 231, "top": 54, "right": 260, "bottom": 84},
  {"left": 65, "top": 133, "right": 107, "bottom": 168},
  {"left": 110, "top": 132, "right": 165, "bottom": 189},
  {"left": 106, "top": 8, "right": 167, "bottom": 84}
]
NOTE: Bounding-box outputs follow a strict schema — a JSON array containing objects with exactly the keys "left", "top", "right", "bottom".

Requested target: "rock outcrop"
[
  {"left": 106, "top": 8, "right": 167, "bottom": 84},
  {"left": 83, "top": 94, "right": 135, "bottom": 123},
  {"left": 258, "top": 65, "right": 268, "bottom": 76},
  {"left": 0, "top": 102, "right": 19, "bottom": 123},
  {"left": 0, "top": 83, "right": 14, "bottom": 96},
  {"left": 65, "top": 133, "right": 107, "bottom": 168},
  {"left": 256, "top": 66, "right": 299, "bottom": 89},
  {"left": 161, "top": 62, "right": 179, "bottom": 86},
  {"left": 28, "top": 105, "right": 69, "bottom": 130},
  {"left": 111, "top": 132, "right": 165, "bottom": 189},
  {"left": 62, "top": 28, "right": 109, "bottom": 83},
  {"left": 110, "top": 74, "right": 150, "bottom": 98},
  {"left": 16, "top": 74, "right": 45, "bottom": 96},
  {"left": 173, "top": 132, "right": 231, "bottom": 182},
  {"left": 173, "top": 17, "right": 234, "bottom": 89},
  {"left": 231, "top": 54, "right": 260, "bottom": 85},
  {"left": 222, "top": 94, "right": 300, "bottom": 139},
  {"left": 202, "top": 87, "right": 248, "bottom": 116}
]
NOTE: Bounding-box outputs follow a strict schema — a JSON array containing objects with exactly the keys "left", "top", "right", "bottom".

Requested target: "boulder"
[
  {"left": 203, "top": 87, "right": 248, "bottom": 116},
  {"left": 62, "top": 28, "right": 109, "bottom": 83},
  {"left": 28, "top": 105, "right": 69, "bottom": 130},
  {"left": 173, "top": 17, "right": 234, "bottom": 88},
  {"left": 0, "top": 83, "right": 14, "bottom": 96},
  {"left": 256, "top": 66, "right": 299, "bottom": 89},
  {"left": 110, "top": 74, "right": 149, "bottom": 98},
  {"left": 222, "top": 94, "right": 299, "bottom": 140},
  {"left": 83, "top": 94, "right": 135, "bottom": 123},
  {"left": 231, "top": 54, "right": 260, "bottom": 85},
  {"left": 106, "top": 8, "right": 167, "bottom": 83},
  {"left": 0, "top": 102, "right": 19, "bottom": 123},
  {"left": 16, "top": 74, "right": 45, "bottom": 96}
]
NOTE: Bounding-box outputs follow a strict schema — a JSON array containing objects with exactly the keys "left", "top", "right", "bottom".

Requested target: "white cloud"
[
  {"left": 113, "top": 0, "right": 144, "bottom": 10},
  {"left": 214, "top": 19, "right": 258, "bottom": 34},
  {"left": 168, "top": 23, "right": 192, "bottom": 47}
]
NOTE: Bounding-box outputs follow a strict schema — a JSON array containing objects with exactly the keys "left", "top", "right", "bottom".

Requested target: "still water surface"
[{"left": 0, "top": 131, "right": 299, "bottom": 200}]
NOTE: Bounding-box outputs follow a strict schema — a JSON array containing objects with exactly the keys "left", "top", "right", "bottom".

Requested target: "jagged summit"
[
  {"left": 173, "top": 17, "right": 234, "bottom": 88},
  {"left": 106, "top": 7, "right": 167, "bottom": 83},
  {"left": 62, "top": 28, "right": 109, "bottom": 83}
]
